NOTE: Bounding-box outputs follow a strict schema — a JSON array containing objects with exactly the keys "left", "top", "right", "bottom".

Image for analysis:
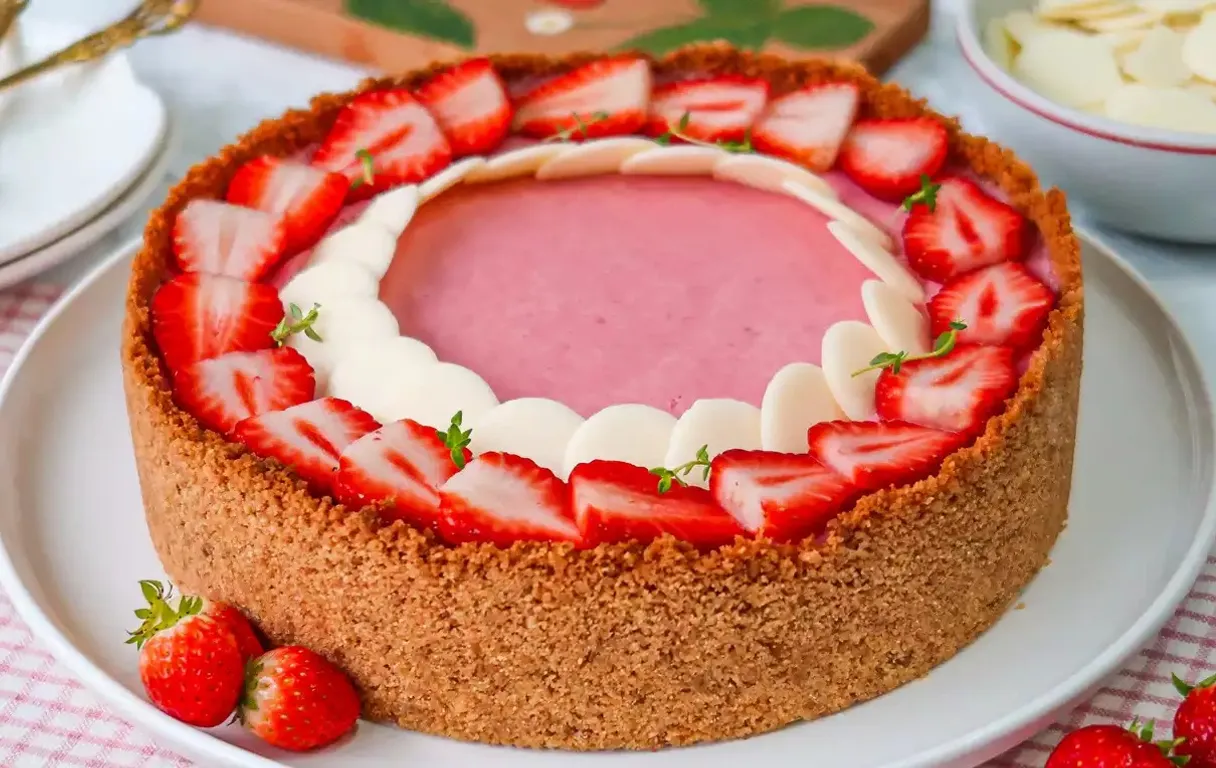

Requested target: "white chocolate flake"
[
  {"left": 826, "top": 220, "right": 925, "bottom": 303},
  {"left": 285, "top": 297, "right": 400, "bottom": 388},
  {"left": 308, "top": 223, "right": 399, "bottom": 279},
  {"left": 782, "top": 179, "right": 893, "bottom": 249},
  {"left": 471, "top": 398, "right": 585, "bottom": 478},
  {"left": 419, "top": 157, "right": 487, "bottom": 201},
  {"left": 326, "top": 337, "right": 440, "bottom": 421},
  {"left": 563, "top": 404, "right": 676, "bottom": 477},
  {"left": 619, "top": 145, "right": 729, "bottom": 175},
  {"left": 861, "top": 279, "right": 931, "bottom": 356},
  {"left": 759, "top": 363, "right": 844, "bottom": 453},
  {"left": 279, "top": 260, "right": 379, "bottom": 312},
  {"left": 711, "top": 153, "right": 838, "bottom": 199},
  {"left": 357, "top": 185, "right": 419, "bottom": 234},
  {"left": 534, "top": 137, "right": 655, "bottom": 180},
  {"left": 463, "top": 143, "right": 568, "bottom": 183},
  {"left": 663, "top": 399, "right": 762, "bottom": 488},
  {"left": 821, "top": 321, "right": 888, "bottom": 421}
]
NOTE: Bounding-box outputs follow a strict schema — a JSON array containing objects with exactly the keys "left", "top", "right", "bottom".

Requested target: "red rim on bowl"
[{"left": 955, "top": 15, "right": 1216, "bottom": 156}]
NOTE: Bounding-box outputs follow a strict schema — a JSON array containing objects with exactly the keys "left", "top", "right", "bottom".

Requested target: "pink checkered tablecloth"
[{"left": 0, "top": 283, "right": 1213, "bottom": 767}]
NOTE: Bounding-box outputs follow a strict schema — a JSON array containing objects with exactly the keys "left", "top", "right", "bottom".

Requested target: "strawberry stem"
[
  {"left": 654, "top": 111, "right": 753, "bottom": 154},
  {"left": 271, "top": 303, "right": 322, "bottom": 347},
  {"left": 437, "top": 411, "right": 473, "bottom": 469},
  {"left": 125, "top": 580, "right": 203, "bottom": 650},
  {"left": 541, "top": 111, "right": 611, "bottom": 142},
  {"left": 902, "top": 174, "right": 941, "bottom": 212},
  {"left": 649, "top": 444, "right": 711, "bottom": 493},
  {"left": 851, "top": 320, "right": 968, "bottom": 377}
]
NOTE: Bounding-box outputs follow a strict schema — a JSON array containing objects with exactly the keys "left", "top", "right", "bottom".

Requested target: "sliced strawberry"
[
  {"left": 569, "top": 460, "right": 744, "bottom": 549},
  {"left": 903, "top": 176, "right": 1028, "bottom": 283},
  {"left": 751, "top": 81, "right": 860, "bottom": 172},
  {"left": 437, "top": 452, "right": 580, "bottom": 547},
  {"left": 807, "top": 420, "right": 965, "bottom": 494},
  {"left": 172, "top": 347, "right": 315, "bottom": 435},
  {"left": 231, "top": 397, "right": 380, "bottom": 494},
  {"left": 838, "top": 117, "right": 949, "bottom": 202},
  {"left": 335, "top": 418, "right": 470, "bottom": 529},
  {"left": 928, "top": 262, "right": 1055, "bottom": 350},
  {"left": 312, "top": 89, "right": 452, "bottom": 197},
  {"left": 151, "top": 273, "right": 283, "bottom": 372},
  {"left": 644, "top": 76, "right": 768, "bottom": 144},
  {"left": 709, "top": 450, "right": 856, "bottom": 542},
  {"left": 415, "top": 58, "right": 511, "bottom": 157},
  {"left": 512, "top": 56, "right": 651, "bottom": 140},
  {"left": 225, "top": 156, "right": 348, "bottom": 255},
  {"left": 875, "top": 345, "right": 1017, "bottom": 435},
  {"left": 171, "top": 200, "right": 286, "bottom": 282}
]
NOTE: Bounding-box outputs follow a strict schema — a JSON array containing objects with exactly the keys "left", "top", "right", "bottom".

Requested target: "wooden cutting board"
[{"left": 195, "top": 0, "right": 930, "bottom": 77}]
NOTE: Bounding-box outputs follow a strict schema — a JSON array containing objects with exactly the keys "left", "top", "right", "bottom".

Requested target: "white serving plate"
[
  {"left": 0, "top": 232, "right": 1211, "bottom": 768},
  {"left": 0, "top": 17, "right": 167, "bottom": 263},
  {"left": 0, "top": 116, "right": 175, "bottom": 291}
]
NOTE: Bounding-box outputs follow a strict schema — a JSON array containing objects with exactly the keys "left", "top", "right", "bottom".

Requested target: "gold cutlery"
[
  {"left": 0, "top": 0, "right": 197, "bottom": 93},
  {"left": 0, "top": 0, "right": 29, "bottom": 45}
]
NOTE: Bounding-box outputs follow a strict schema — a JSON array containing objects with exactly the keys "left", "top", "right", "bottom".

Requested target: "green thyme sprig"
[
  {"left": 438, "top": 411, "right": 473, "bottom": 469},
  {"left": 649, "top": 444, "right": 711, "bottom": 493},
  {"left": 270, "top": 303, "right": 322, "bottom": 346},
  {"left": 542, "top": 111, "right": 611, "bottom": 142},
  {"left": 902, "top": 174, "right": 941, "bottom": 212},
  {"left": 851, "top": 320, "right": 968, "bottom": 377},
  {"left": 351, "top": 148, "right": 375, "bottom": 188},
  {"left": 654, "top": 111, "right": 753, "bottom": 154}
]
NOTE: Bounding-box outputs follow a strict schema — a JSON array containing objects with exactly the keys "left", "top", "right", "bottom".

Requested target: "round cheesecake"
[{"left": 121, "top": 45, "right": 1083, "bottom": 750}]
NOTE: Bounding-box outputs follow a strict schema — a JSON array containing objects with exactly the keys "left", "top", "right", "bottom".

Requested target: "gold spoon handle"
[
  {"left": 0, "top": 0, "right": 197, "bottom": 92},
  {"left": 0, "top": 1, "right": 30, "bottom": 44}
]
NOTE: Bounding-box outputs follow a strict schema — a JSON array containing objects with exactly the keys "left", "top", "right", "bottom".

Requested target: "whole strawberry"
[
  {"left": 127, "top": 580, "right": 245, "bottom": 727},
  {"left": 1046, "top": 720, "right": 1185, "bottom": 768},
  {"left": 200, "top": 598, "right": 264, "bottom": 661},
  {"left": 1174, "top": 671, "right": 1216, "bottom": 766},
  {"left": 239, "top": 646, "right": 360, "bottom": 751}
]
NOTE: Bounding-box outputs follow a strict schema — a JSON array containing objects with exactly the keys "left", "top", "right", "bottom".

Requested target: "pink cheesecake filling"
[{"left": 379, "top": 174, "right": 878, "bottom": 417}]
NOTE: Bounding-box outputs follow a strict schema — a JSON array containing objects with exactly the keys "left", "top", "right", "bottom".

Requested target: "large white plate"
[
  {"left": 0, "top": 232, "right": 1211, "bottom": 768},
  {"left": 0, "top": 116, "right": 175, "bottom": 291},
  {"left": 0, "top": 18, "right": 166, "bottom": 263}
]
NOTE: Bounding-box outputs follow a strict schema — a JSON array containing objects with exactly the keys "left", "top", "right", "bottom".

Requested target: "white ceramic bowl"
[
  {"left": 0, "top": 17, "right": 25, "bottom": 125},
  {"left": 956, "top": 0, "right": 1216, "bottom": 244}
]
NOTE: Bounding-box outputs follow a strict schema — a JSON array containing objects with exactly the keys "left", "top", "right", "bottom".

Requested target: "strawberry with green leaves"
[
  {"left": 239, "top": 646, "right": 361, "bottom": 751},
  {"left": 1046, "top": 719, "right": 1187, "bottom": 768},
  {"left": 1174, "top": 671, "right": 1216, "bottom": 767},
  {"left": 127, "top": 580, "right": 246, "bottom": 727}
]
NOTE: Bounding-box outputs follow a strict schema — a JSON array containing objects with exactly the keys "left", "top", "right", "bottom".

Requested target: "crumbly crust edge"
[{"left": 119, "top": 44, "right": 1084, "bottom": 749}]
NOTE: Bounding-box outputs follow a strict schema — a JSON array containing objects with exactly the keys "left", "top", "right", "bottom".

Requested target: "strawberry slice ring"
[{"left": 147, "top": 50, "right": 1063, "bottom": 552}]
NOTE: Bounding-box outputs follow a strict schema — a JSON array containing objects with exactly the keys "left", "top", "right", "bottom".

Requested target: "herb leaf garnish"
[
  {"left": 542, "top": 111, "right": 612, "bottom": 142},
  {"left": 654, "top": 111, "right": 754, "bottom": 154},
  {"left": 270, "top": 303, "right": 322, "bottom": 346},
  {"left": 851, "top": 320, "right": 968, "bottom": 377},
  {"left": 351, "top": 148, "right": 376, "bottom": 189},
  {"left": 902, "top": 174, "right": 941, "bottom": 213},
  {"left": 649, "top": 444, "right": 712, "bottom": 493},
  {"left": 437, "top": 410, "right": 473, "bottom": 469}
]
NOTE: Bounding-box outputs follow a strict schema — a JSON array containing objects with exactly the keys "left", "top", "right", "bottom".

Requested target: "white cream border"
[{"left": 281, "top": 139, "right": 931, "bottom": 479}]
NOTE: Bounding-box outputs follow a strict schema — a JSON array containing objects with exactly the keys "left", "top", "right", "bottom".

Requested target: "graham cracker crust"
[{"left": 120, "top": 44, "right": 1084, "bottom": 749}]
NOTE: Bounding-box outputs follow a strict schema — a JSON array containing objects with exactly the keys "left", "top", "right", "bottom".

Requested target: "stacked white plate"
[{"left": 0, "top": 15, "right": 173, "bottom": 290}]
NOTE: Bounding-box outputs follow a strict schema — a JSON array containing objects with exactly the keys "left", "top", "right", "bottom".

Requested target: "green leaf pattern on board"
[
  {"left": 771, "top": 5, "right": 876, "bottom": 49},
  {"left": 618, "top": 1, "right": 873, "bottom": 55},
  {"left": 345, "top": 0, "right": 476, "bottom": 49}
]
